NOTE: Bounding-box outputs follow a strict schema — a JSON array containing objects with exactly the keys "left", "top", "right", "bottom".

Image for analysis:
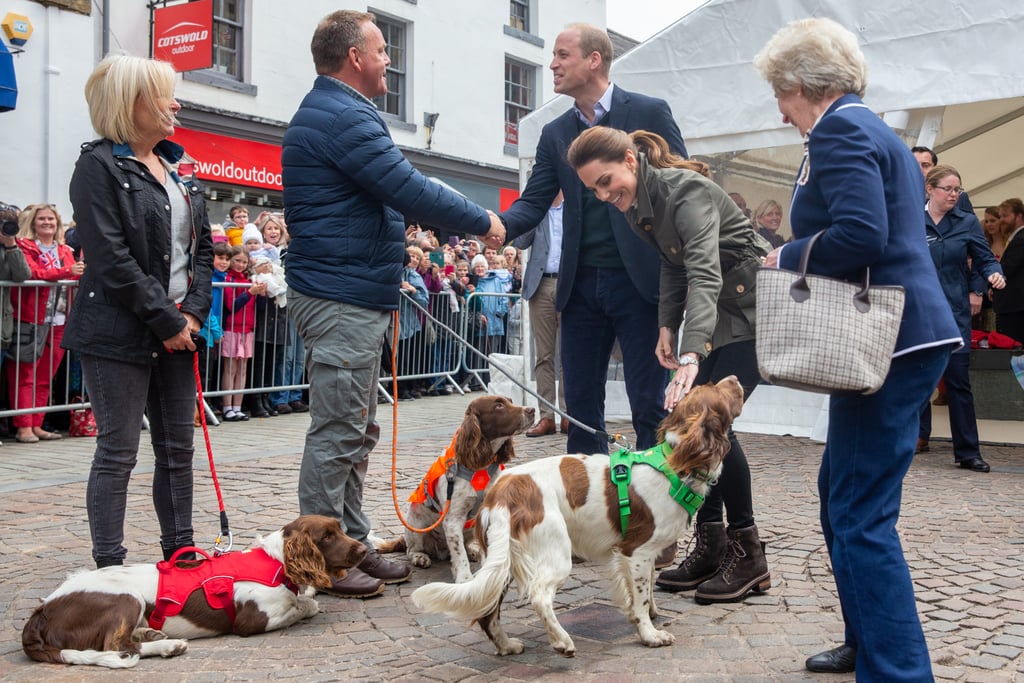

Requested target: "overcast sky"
[{"left": 605, "top": 0, "right": 710, "bottom": 41}]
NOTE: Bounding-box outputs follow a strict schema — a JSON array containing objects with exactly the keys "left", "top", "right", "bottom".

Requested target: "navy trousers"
[
  {"left": 822, "top": 344, "right": 950, "bottom": 681},
  {"left": 559, "top": 266, "right": 667, "bottom": 453},
  {"left": 917, "top": 351, "right": 981, "bottom": 462}
]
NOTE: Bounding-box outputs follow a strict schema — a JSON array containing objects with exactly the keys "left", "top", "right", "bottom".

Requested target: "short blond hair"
[
  {"left": 753, "top": 17, "right": 867, "bottom": 101},
  {"left": 85, "top": 55, "right": 177, "bottom": 144}
]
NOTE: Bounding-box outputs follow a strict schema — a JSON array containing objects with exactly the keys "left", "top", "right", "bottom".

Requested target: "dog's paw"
[
  {"left": 641, "top": 628, "right": 675, "bottom": 648},
  {"left": 151, "top": 639, "right": 189, "bottom": 658},
  {"left": 496, "top": 637, "right": 525, "bottom": 656},
  {"left": 297, "top": 596, "right": 320, "bottom": 618},
  {"left": 466, "top": 542, "right": 482, "bottom": 562},
  {"left": 410, "top": 552, "right": 432, "bottom": 568},
  {"left": 132, "top": 628, "right": 167, "bottom": 642},
  {"left": 300, "top": 585, "right": 317, "bottom": 598}
]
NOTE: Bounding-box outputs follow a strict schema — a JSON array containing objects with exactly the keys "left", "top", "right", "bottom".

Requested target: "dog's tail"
[
  {"left": 22, "top": 605, "right": 141, "bottom": 668},
  {"left": 373, "top": 536, "right": 407, "bottom": 554},
  {"left": 411, "top": 506, "right": 512, "bottom": 620}
]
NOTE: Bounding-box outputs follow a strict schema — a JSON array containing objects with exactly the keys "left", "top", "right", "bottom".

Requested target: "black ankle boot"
[
  {"left": 656, "top": 521, "right": 726, "bottom": 591},
  {"left": 694, "top": 524, "right": 771, "bottom": 604}
]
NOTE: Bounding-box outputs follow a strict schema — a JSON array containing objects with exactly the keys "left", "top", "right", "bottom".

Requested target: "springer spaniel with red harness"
[
  {"left": 412, "top": 377, "right": 743, "bottom": 656},
  {"left": 21, "top": 515, "right": 365, "bottom": 668}
]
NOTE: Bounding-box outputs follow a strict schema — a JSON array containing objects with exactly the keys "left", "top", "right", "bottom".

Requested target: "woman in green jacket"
[{"left": 568, "top": 126, "right": 770, "bottom": 605}]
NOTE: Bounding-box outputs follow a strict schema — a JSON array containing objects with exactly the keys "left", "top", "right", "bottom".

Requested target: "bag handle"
[{"left": 791, "top": 230, "right": 872, "bottom": 313}]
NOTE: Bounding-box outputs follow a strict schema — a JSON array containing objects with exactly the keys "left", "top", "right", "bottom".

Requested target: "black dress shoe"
[
  {"left": 958, "top": 457, "right": 991, "bottom": 472},
  {"left": 806, "top": 644, "right": 856, "bottom": 673}
]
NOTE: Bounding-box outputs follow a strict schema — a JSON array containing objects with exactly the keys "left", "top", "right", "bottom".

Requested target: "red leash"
[{"left": 192, "top": 350, "right": 232, "bottom": 554}]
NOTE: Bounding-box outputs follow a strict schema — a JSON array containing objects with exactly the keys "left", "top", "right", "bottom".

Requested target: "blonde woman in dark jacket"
[
  {"left": 568, "top": 126, "right": 771, "bottom": 605},
  {"left": 66, "top": 55, "right": 212, "bottom": 568}
]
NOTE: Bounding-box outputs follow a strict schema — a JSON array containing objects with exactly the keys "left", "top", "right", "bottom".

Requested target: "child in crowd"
[
  {"left": 197, "top": 241, "right": 231, "bottom": 416},
  {"left": 224, "top": 205, "right": 248, "bottom": 246},
  {"left": 255, "top": 211, "right": 307, "bottom": 413},
  {"left": 488, "top": 253, "right": 513, "bottom": 293},
  {"left": 242, "top": 223, "right": 280, "bottom": 262},
  {"left": 220, "top": 246, "right": 266, "bottom": 421},
  {"left": 251, "top": 255, "right": 287, "bottom": 305}
]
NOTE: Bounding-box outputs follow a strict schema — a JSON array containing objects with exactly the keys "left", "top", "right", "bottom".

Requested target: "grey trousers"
[
  {"left": 288, "top": 290, "right": 389, "bottom": 544},
  {"left": 528, "top": 277, "right": 565, "bottom": 421}
]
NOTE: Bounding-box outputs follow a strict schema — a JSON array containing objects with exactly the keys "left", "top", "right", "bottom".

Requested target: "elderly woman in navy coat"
[
  {"left": 917, "top": 165, "right": 1004, "bottom": 470},
  {"left": 756, "top": 18, "right": 961, "bottom": 680}
]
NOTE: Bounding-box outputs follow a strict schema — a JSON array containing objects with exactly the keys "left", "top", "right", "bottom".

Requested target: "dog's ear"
[
  {"left": 454, "top": 409, "right": 493, "bottom": 470},
  {"left": 669, "top": 403, "right": 731, "bottom": 475},
  {"left": 493, "top": 437, "right": 515, "bottom": 465},
  {"left": 283, "top": 529, "right": 332, "bottom": 588}
]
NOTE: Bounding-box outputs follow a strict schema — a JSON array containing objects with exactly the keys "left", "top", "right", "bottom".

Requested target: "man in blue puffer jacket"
[{"left": 282, "top": 10, "right": 500, "bottom": 599}]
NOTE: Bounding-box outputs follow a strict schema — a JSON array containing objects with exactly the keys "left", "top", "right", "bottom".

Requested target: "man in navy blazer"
[{"left": 489, "top": 23, "right": 686, "bottom": 454}]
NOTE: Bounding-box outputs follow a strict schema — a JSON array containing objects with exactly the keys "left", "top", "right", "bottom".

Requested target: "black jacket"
[{"left": 64, "top": 138, "right": 213, "bottom": 364}]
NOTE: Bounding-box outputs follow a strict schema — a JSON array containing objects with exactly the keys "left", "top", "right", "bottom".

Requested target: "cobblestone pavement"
[{"left": 1, "top": 392, "right": 1021, "bottom": 682}]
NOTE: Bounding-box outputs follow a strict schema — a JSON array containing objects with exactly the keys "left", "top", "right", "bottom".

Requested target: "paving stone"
[{"left": 1, "top": 394, "right": 1020, "bottom": 680}]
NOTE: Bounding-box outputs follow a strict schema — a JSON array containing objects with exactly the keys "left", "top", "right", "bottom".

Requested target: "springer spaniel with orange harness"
[
  {"left": 412, "top": 377, "right": 743, "bottom": 656},
  {"left": 377, "top": 395, "right": 534, "bottom": 583},
  {"left": 21, "top": 515, "right": 365, "bottom": 668}
]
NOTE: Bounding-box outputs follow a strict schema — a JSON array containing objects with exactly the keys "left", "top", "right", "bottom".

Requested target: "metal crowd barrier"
[
  {"left": 0, "top": 279, "right": 528, "bottom": 430},
  {"left": 381, "top": 289, "right": 522, "bottom": 400}
]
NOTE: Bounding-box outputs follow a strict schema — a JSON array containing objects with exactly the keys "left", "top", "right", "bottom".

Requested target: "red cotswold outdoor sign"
[
  {"left": 170, "top": 127, "right": 284, "bottom": 192},
  {"left": 153, "top": 0, "right": 213, "bottom": 72}
]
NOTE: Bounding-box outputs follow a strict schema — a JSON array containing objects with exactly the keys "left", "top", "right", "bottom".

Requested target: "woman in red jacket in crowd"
[{"left": 8, "top": 203, "right": 84, "bottom": 443}]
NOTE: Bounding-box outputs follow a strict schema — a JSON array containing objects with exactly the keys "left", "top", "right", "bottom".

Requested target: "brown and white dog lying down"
[
  {"left": 412, "top": 376, "right": 743, "bottom": 656},
  {"left": 21, "top": 515, "right": 366, "bottom": 668},
  {"left": 376, "top": 395, "right": 535, "bottom": 583}
]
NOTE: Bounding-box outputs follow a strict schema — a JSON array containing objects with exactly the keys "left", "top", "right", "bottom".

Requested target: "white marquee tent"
[{"left": 502, "top": 0, "right": 1024, "bottom": 435}]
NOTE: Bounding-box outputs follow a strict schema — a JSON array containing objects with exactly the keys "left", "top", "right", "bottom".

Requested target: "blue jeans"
[
  {"left": 560, "top": 266, "right": 667, "bottom": 453},
  {"left": 288, "top": 290, "right": 388, "bottom": 544},
  {"left": 822, "top": 344, "right": 950, "bottom": 681},
  {"left": 82, "top": 351, "right": 197, "bottom": 566},
  {"left": 270, "top": 318, "right": 305, "bottom": 405}
]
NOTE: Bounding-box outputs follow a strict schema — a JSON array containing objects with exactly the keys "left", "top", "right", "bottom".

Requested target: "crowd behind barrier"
[{"left": 0, "top": 281, "right": 527, "bottom": 432}]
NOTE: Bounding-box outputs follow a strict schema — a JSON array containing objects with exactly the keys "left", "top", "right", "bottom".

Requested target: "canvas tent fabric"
[
  {"left": 518, "top": 0, "right": 1024, "bottom": 209},
  {"left": 510, "top": 0, "right": 1023, "bottom": 426}
]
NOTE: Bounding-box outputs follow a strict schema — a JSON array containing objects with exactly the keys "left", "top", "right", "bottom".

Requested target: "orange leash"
[{"left": 388, "top": 309, "right": 451, "bottom": 533}]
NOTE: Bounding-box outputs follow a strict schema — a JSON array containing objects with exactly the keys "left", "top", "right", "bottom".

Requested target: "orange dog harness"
[
  {"left": 409, "top": 432, "right": 503, "bottom": 528},
  {"left": 148, "top": 547, "right": 295, "bottom": 631}
]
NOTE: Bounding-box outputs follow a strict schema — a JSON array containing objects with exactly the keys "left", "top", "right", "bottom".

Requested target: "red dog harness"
[
  {"left": 148, "top": 547, "right": 295, "bottom": 631},
  {"left": 409, "top": 432, "right": 503, "bottom": 528}
]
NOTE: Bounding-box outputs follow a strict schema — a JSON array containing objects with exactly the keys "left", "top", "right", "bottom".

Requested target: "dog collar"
[{"left": 608, "top": 442, "right": 705, "bottom": 537}]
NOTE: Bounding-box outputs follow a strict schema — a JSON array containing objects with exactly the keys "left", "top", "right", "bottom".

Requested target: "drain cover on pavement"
[{"left": 559, "top": 602, "right": 642, "bottom": 642}]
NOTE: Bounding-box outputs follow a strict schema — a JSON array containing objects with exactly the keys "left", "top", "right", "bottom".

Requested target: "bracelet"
[{"left": 678, "top": 356, "right": 699, "bottom": 367}]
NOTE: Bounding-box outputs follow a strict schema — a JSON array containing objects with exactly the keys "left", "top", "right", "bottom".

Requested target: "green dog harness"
[{"left": 608, "top": 442, "right": 706, "bottom": 537}]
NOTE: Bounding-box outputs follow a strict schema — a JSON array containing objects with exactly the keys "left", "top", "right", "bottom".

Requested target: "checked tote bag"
[{"left": 756, "top": 231, "right": 906, "bottom": 395}]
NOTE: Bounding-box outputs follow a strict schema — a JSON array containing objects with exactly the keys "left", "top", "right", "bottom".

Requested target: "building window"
[
  {"left": 509, "top": 0, "right": 529, "bottom": 32},
  {"left": 504, "top": 58, "right": 535, "bottom": 149},
  {"left": 212, "top": 0, "right": 244, "bottom": 78},
  {"left": 373, "top": 17, "right": 407, "bottom": 119}
]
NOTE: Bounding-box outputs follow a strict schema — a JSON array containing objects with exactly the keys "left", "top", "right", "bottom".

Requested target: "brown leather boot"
[
  {"left": 694, "top": 524, "right": 771, "bottom": 604},
  {"left": 655, "top": 521, "right": 726, "bottom": 592}
]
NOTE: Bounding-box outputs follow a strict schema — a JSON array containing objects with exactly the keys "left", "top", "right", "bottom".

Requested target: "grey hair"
[{"left": 753, "top": 17, "right": 867, "bottom": 101}]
